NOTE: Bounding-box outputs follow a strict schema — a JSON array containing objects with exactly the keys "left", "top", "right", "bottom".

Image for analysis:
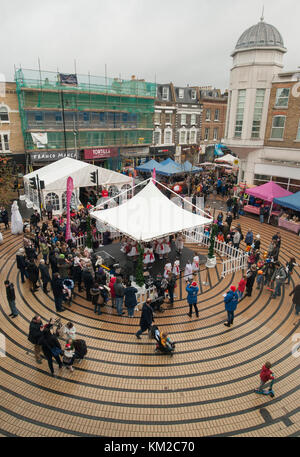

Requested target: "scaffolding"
[{"left": 15, "top": 68, "right": 156, "bottom": 156}]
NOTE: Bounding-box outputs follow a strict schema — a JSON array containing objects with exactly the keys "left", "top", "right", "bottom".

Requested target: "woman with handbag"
[{"left": 38, "top": 326, "right": 63, "bottom": 376}]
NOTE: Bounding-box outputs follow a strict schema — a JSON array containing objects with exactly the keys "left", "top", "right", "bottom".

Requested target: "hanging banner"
[
  {"left": 152, "top": 167, "right": 156, "bottom": 185},
  {"left": 65, "top": 176, "right": 74, "bottom": 242},
  {"left": 59, "top": 73, "right": 78, "bottom": 86}
]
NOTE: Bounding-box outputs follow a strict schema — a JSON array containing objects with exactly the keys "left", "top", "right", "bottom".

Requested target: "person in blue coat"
[
  {"left": 124, "top": 282, "right": 138, "bottom": 318},
  {"left": 224, "top": 285, "right": 239, "bottom": 327},
  {"left": 245, "top": 230, "right": 253, "bottom": 247},
  {"left": 186, "top": 281, "right": 199, "bottom": 318}
]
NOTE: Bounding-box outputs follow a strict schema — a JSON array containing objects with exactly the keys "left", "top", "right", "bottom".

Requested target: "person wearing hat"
[
  {"left": 16, "top": 247, "right": 28, "bottom": 284},
  {"left": 186, "top": 281, "right": 199, "bottom": 318},
  {"left": 224, "top": 285, "right": 239, "bottom": 327}
]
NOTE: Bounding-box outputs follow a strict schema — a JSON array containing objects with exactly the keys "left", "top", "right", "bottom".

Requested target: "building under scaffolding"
[{"left": 15, "top": 68, "right": 156, "bottom": 170}]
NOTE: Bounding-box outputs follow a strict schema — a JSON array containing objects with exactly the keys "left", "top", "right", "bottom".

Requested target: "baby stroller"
[{"left": 151, "top": 326, "right": 175, "bottom": 356}]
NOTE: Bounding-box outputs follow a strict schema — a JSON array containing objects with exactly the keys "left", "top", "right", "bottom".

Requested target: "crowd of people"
[{"left": 1, "top": 167, "right": 299, "bottom": 388}]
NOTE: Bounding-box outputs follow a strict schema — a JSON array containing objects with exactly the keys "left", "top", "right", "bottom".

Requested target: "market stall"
[
  {"left": 273, "top": 191, "right": 300, "bottom": 234},
  {"left": 245, "top": 181, "right": 292, "bottom": 223}
]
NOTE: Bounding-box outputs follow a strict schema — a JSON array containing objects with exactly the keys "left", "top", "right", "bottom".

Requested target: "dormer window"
[
  {"left": 162, "top": 86, "right": 169, "bottom": 100},
  {"left": 179, "top": 88, "right": 184, "bottom": 99}
]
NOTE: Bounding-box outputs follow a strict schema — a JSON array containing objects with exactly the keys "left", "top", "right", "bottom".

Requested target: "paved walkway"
[{"left": 0, "top": 214, "right": 299, "bottom": 437}]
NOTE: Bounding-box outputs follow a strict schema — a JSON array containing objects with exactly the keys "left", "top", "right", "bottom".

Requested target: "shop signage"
[
  {"left": 84, "top": 148, "right": 118, "bottom": 160},
  {"left": 150, "top": 146, "right": 175, "bottom": 154},
  {"left": 30, "top": 150, "right": 78, "bottom": 162}
]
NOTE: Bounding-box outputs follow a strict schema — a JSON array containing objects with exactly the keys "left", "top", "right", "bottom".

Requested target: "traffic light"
[
  {"left": 29, "top": 177, "right": 37, "bottom": 189},
  {"left": 90, "top": 171, "right": 97, "bottom": 184},
  {"left": 40, "top": 180, "right": 45, "bottom": 190}
]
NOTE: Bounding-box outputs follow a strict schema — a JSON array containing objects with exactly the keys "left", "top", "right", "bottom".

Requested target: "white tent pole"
[
  {"left": 153, "top": 178, "right": 213, "bottom": 220},
  {"left": 91, "top": 177, "right": 152, "bottom": 211},
  {"left": 267, "top": 201, "right": 273, "bottom": 224}
]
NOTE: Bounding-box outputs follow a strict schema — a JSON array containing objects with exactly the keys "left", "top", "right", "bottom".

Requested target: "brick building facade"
[{"left": 0, "top": 82, "right": 24, "bottom": 161}]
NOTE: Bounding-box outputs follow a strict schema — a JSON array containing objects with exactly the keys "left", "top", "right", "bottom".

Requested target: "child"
[
  {"left": 256, "top": 269, "right": 264, "bottom": 290},
  {"left": 64, "top": 322, "right": 76, "bottom": 340},
  {"left": 237, "top": 275, "right": 247, "bottom": 300},
  {"left": 63, "top": 343, "right": 75, "bottom": 372},
  {"left": 257, "top": 361, "right": 274, "bottom": 393},
  {"left": 192, "top": 253, "right": 199, "bottom": 273},
  {"left": 172, "top": 259, "right": 180, "bottom": 277},
  {"left": 159, "top": 332, "right": 175, "bottom": 352}
]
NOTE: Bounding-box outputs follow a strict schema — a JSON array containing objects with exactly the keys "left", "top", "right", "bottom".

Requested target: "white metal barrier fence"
[
  {"left": 75, "top": 231, "right": 120, "bottom": 249},
  {"left": 183, "top": 228, "right": 247, "bottom": 277}
]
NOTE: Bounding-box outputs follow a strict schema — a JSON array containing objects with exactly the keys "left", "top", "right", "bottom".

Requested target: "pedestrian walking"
[
  {"left": 124, "top": 282, "right": 138, "bottom": 317},
  {"left": 224, "top": 285, "right": 238, "bottom": 327},
  {"left": 136, "top": 299, "right": 154, "bottom": 339},
  {"left": 16, "top": 248, "right": 28, "bottom": 283},
  {"left": 286, "top": 257, "right": 298, "bottom": 285},
  {"left": 90, "top": 282, "right": 100, "bottom": 314},
  {"left": 51, "top": 272, "right": 66, "bottom": 312},
  {"left": 46, "top": 202, "right": 53, "bottom": 220},
  {"left": 114, "top": 276, "right": 125, "bottom": 316},
  {"left": 27, "top": 259, "right": 40, "bottom": 292},
  {"left": 256, "top": 361, "right": 274, "bottom": 393},
  {"left": 38, "top": 326, "right": 63, "bottom": 376},
  {"left": 4, "top": 280, "right": 19, "bottom": 318},
  {"left": 289, "top": 284, "right": 300, "bottom": 316},
  {"left": 39, "top": 259, "right": 51, "bottom": 293},
  {"left": 271, "top": 262, "right": 287, "bottom": 299},
  {"left": 186, "top": 281, "right": 199, "bottom": 318},
  {"left": 167, "top": 271, "right": 177, "bottom": 307},
  {"left": 28, "top": 315, "right": 44, "bottom": 364}
]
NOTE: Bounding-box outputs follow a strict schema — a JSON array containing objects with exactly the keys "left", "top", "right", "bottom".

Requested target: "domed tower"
[{"left": 225, "top": 17, "right": 287, "bottom": 148}]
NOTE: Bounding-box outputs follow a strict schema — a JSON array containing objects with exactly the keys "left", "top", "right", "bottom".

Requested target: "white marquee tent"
[
  {"left": 215, "top": 154, "right": 239, "bottom": 165},
  {"left": 91, "top": 179, "right": 212, "bottom": 242},
  {"left": 22, "top": 157, "right": 133, "bottom": 213}
]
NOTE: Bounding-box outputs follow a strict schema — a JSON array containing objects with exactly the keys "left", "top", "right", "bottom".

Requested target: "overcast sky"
[{"left": 2, "top": 0, "right": 300, "bottom": 90}]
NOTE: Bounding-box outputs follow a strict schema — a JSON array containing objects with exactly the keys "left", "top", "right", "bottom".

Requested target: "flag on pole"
[
  {"left": 65, "top": 176, "right": 74, "bottom": 241},
  {"left": 152, "top": 167, "right": 156, "bottom": 185}
]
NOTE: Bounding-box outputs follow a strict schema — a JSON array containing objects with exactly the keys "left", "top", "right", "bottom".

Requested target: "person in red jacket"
[
  {"left": 257, "top": 361, "right": 274, "bottom": 392},
  {"left": 109, "top": 276, "right": 116, "bottom": 308},
  {"left": 237, "top": 275, "right": 247, "bottom": 301}
]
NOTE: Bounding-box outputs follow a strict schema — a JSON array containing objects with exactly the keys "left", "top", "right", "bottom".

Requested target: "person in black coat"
[
  {"left": 245, "top": 265, "right": 257, "bottom": 297},
  {"left": 225, "top": 212, "right": 233, "bottom": 229},
  {"left": 289, "top": 284, "right": 300, "bottom": 316},
  {"left": 1, "top": 207, "right": 9, "bottom": 229},
  {"left": 28, "top": 315, "right": 44, "bottom": 363},
  {"left": 136, "top": 299, "right": 154, "bottom": 339},
  {"left": 4, "top": 280, "right": 19, "bottom": 317},
  {"left": 82, "top": 267, "right": 94, "bottom": 301},
  {"left": 27, "top": 260, "right": 40, "bottom": 292},
  {"left": 16, "top": 248, "right": 28, "bottom": 283},
  {"left": 38, "top": 327, "right": 63, "bottom": 376},
  {"left": 49, "top": 249, "right": 58, "bottom": 275},
  {"left": 153, "top": 274, "right": 165, "bottom": 312},
  {"left": 103, "top": 230, "right": 112, "bottom": 245},
  {"left": 51, "top": 273, "right": 65, "bottom": 312},
  {"left": 39, "top": 259, "right": 51, "bottom": 293}
]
